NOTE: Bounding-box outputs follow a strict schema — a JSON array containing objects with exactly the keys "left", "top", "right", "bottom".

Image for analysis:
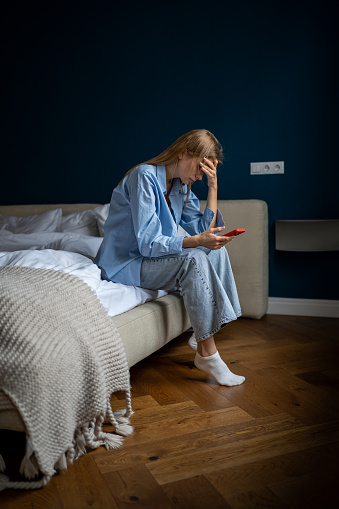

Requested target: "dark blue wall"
[{"left": 1, "top": 0, "right": 338, "bottom": 299}]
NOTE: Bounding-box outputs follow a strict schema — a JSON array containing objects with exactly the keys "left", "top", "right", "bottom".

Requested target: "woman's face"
[{"left": 176, "top": 152, "right": 204, "bottom": 186}]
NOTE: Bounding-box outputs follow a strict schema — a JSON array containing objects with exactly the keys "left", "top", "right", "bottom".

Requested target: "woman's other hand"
[{"left": 183, "top": 227, "right": 235, "bottom": 250}]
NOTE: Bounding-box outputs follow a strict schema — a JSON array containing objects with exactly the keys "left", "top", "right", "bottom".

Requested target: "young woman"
[{"left": 94, "top": 129, "right": 245, "bottom": 386}]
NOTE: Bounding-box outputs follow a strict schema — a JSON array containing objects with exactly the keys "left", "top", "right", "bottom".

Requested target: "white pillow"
[
  {"left": 57, "top": 209, "right": 99, "bottom": 236},
  {"left": 94, "top": 204, "right": 110, "bottom": 236},
  {"left": 0, "top": 209, "right": 62, "bottom": 234},
  {"left": 42, "top": 233, "right": 103, "bottom": 259},
  {"left": 0, "top": 231, "right": 62, "bottom": 252}
]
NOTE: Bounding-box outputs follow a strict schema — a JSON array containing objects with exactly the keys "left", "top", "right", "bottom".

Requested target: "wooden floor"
[{"left": 1, "top": 314, "right": 339, "bottom": 508}]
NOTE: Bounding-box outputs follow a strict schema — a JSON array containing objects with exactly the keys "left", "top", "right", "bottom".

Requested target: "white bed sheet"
[
  {"left": 0, "top": 231, "right": 103, "bottom": 258},
  {"left": 0, "top": 244, "right": 167, "bottom": 318}
]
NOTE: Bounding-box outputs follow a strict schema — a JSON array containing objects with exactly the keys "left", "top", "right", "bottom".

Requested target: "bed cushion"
[
  {"left": 115, "top": 293, "right": 190, "bottom": 368},
  {"left": 57, "top": 209, "right": 99, "bottom": 236},
  {"left": 0, "top": 208, "right": 62, "bottom": 234}
]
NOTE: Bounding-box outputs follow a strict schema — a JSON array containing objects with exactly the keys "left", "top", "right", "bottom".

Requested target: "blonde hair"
[{"left": 119, "top": 129, "right": 224, "bottom": 192}]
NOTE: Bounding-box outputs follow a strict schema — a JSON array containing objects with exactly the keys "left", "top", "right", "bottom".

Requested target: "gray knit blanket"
[{"left": 0, "top": 265, "right": 133, "bottom": 491}]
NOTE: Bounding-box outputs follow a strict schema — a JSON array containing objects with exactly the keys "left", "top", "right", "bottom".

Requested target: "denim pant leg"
[
  {"left": 204, "top": 247, "right": 242, "bottom": 319},
  {"left": 140, "top": 247, "right": 241, "bottom": 342}
]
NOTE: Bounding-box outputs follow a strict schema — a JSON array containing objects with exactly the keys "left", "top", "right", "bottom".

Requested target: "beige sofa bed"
[{"left": 0, "top": 199, "right": 268, "bottom": 434}]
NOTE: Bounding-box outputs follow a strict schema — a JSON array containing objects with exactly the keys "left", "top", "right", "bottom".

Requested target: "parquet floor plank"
[
  {"left": 146, "top": 420, "right": 339, "bottom": 485},
  {"left": 125, "top": 400, "right": 205, "bottom": 427},
  {"left": 54, "top": 455, "right": 119, "bottom": 509},
  {"left": 0, "top": 482, "right": 63, "bottom": 509},
  {"left": 205, "top": 441, "right": 339, "bottom": 498},
  {"left": 121, "top": 394, "right": 161, "bottom": 412},
  {"left": 102, "top": 463, "right": 173, "bottom": 509},
  {"left": 208, "top": 376, "right": 285, "bottom": 419},
  {"left": 130, "top": 406, "right": 253, "bottom": 444},
  {"left": 225, "top": 486, "right": 290, "bottom": 509},
  {"left": 161, "top": 475, "right": 232, "bottom": 509},
  {"left": 257, "top": 366, "right": 339, "bottom": 414}
]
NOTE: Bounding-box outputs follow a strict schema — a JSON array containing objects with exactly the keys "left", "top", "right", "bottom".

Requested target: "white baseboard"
[{"left": 267, "top": 297, "right": 339, "bottom": 318}]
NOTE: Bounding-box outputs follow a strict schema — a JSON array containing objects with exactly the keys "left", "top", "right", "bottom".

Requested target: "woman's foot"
[
  {"left": 194, "top": 351, "right": 245, "bottom": 387},
  {"left": 188, "top": 333, "right": 198, "bottom": 352}
]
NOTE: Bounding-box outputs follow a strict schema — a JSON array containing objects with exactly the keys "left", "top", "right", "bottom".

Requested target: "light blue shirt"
[{"left": 94, "top": 164, "right": 224, "bottom": 286}]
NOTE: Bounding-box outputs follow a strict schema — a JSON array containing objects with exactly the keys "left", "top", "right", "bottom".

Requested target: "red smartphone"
[{"left": 222, "top": 228, "right": 246, "bottom": 237}]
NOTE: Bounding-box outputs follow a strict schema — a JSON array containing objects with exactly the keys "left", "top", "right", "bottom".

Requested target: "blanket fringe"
[
  {"left": 19, "top": 456, "right": 39, "bottom": 480},
  {"left": 19, "top": 437, "right": 39, "bottom": 480},
  {"left": 55, "top": 453, "right": 68, "bottom": 472},
  {"left": 101, "top": 432, "right": 124, "bottom": 450},
  {"left": 114, "top": 408, "right": 134, "bottom": 424},
  {"left": 66, "top": 445, "right": 75, "bottom": 465},
  {"left": 106, "top": 390, "right": 134, "bottom": 437},
  {"left": 92, "top": 414, "right": 124, "bottom": 449},
  {"left": 124, "top": 389, "right": 133, "bottom": 418},
  {"left": 74, "top": 429, "right": 87, "bottom": 458},
  {"left": 0, "top": 473, "right": 51, "bottom": 492},
  {"left": 107, "top": 406, "right": 134, "bottom": 437}
]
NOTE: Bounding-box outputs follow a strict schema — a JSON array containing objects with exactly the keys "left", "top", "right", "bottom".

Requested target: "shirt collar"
[
  {"left": 156, "top": 164, "right": 185, "bottom": 195},
  {"left": 171, "top": 178, "right": 183, "bottom": 195}
]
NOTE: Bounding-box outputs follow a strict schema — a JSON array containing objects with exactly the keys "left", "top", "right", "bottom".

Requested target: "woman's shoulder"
[
  {"left": 125, "top": 164, "right": 158, "bottom": 184},
  {"left": 134, "top": 164, "right": 157, "bottom": 175}
]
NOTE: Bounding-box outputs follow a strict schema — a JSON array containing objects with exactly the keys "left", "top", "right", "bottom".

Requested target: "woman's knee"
[
  {"left": 184, "top": 248, "right": 209, "bottom": 265},
  {"left": 207, "top": 246, "right": 228, "bottom": 263}
]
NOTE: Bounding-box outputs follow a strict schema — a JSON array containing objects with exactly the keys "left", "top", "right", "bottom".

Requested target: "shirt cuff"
[
  {"left": 201, "top": 207, "right": 214, "bottom": 230},
  {"left": 201, "top": 207, "right": 225, "bottom": 230},
  {"left": 169, "top": 235, "right": 186, "bottom": 253}
]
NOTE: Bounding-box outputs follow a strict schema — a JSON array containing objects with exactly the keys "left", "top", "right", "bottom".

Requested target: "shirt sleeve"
[
  {"left": 128, "top": 170, "right": 183, "bottom": 257},
  {"left": 179, "top": 189, "right": 225, "bottom": 235}
]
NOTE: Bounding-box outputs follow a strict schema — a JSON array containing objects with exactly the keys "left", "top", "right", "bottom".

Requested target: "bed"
[{"left": 0, "top": 199, "right": 268, "bottom": 490}]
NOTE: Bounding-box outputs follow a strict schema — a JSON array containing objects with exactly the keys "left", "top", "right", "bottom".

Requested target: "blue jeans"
[{"left": 140, "top": 247, "right": 241, "bottom": 342}]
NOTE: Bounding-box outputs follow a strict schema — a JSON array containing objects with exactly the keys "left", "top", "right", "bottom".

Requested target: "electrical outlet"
[{"left": 250, "top": 161, "right": 284, "bottom": 175}]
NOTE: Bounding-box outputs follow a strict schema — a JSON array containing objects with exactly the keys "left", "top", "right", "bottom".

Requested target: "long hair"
[{"left": 119, "top": 129, "right": 224, "bottom": 193}]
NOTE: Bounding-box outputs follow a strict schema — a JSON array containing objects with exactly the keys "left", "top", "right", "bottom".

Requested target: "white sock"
[
  {"left": 188, "top": 333, "right": 197, "bottom": 352},
  {"left": 194, "top": 351, "right": 245, "bottom": 387}
]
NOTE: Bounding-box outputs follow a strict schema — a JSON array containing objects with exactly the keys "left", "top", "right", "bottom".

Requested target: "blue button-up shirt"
[{"left": 94, "top": 164, "right": 224, "bottom": 286}]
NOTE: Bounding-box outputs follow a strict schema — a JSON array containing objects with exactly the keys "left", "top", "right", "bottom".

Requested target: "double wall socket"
[{"left": 250, "top": 161, "right": 284, "bottom": 175}]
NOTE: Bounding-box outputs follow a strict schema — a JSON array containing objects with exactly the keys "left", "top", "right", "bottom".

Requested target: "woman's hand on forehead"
[{"left": 199, "top": 157, "right": 218, "bottom": 188}]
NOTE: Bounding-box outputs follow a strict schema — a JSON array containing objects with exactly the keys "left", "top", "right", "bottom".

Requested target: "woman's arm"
[
  {"left": 179, "top": 158, "right": 223, "bottom": 236},
  {"left": 200, "top": 157, "right": 219, "bottom": 229}
]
